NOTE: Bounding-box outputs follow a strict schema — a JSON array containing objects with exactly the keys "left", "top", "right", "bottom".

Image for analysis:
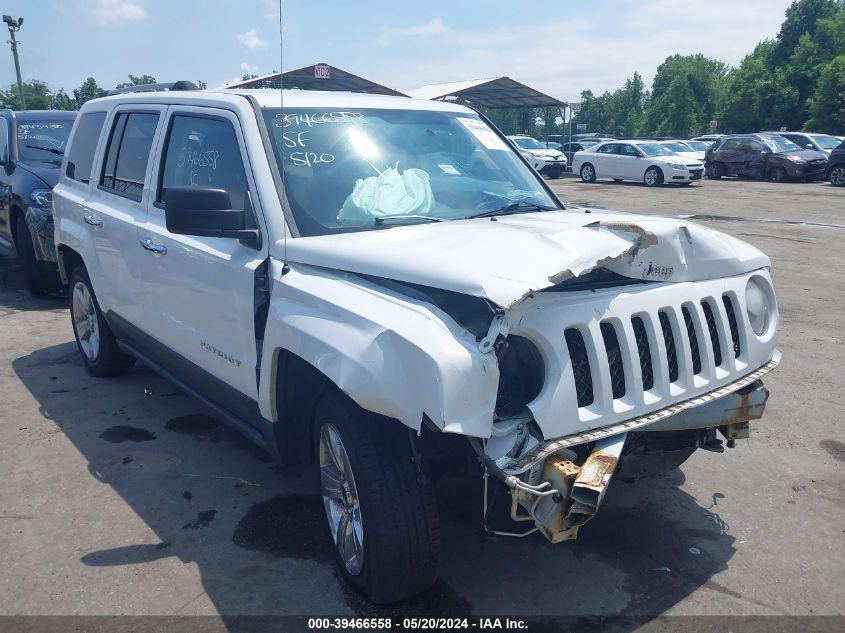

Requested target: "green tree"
[
  {"left": 805, "top": 54, "right": 845, "bottom": 132},
  {"left": 0, "top": 80, "right": 53, "bottom": 110},
  {"left": 115, "top": 74, "right": 157, "bottom": 89},
  {"left": 50, "top": 89, "right": 76, "bottom": 111},
  {"left": 73, "top": 77, "right": 106, "bottom": 107},
  {"left": 644, "top": 54, "right": 728, "bottom": 136}
]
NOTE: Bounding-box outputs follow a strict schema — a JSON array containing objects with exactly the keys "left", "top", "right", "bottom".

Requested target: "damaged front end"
[{"left": 472, "top": 377, "right": 772, "bottom": 543}]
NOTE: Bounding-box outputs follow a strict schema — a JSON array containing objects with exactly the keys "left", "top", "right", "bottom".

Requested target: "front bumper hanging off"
[{"left": 475, "top": 365, "right": 776, "bottom": 543}]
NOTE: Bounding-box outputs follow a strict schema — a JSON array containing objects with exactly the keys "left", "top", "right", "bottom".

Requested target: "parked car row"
[{"left": 572, "top": 140, "right": 704, "bottom": 186}]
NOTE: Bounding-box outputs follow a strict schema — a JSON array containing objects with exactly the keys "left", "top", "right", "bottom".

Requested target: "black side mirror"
[{"left": 164, "top": 187, "right": 259, "bottom": 245}]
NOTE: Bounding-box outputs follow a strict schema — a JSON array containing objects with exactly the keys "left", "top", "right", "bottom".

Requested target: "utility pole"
[{"left": 3, "top": 15, "right": 25, "bottom": 110}]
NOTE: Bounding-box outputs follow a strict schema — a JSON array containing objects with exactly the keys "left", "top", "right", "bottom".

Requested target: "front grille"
[
  {"left": 631, "top": 316, "right": 654, "bottom": 391},
  {"left": 659, "top": 311, "right": 680, "bottom": 382},
  {"left": 564, "top": 328, "right": 594, "bottom": 407},
  {"left": 682, "top": 306, "right": 702, "bottom": 375},
  {"left": 600, "top": 322, "right": 626, "bottom": 399},
  {"left": 723, "top": 295, "right": 741, "bottom": 358},
  {"left": 701, "top": 301, "right": 723, "bottom": 367}
]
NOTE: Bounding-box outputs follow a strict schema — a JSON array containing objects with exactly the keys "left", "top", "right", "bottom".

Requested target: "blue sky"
[{"left": 2, "top": 0, "right": 795, "bottom": 102}]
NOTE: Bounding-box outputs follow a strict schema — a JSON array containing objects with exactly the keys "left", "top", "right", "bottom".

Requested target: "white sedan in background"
[
  {"left": 658, "top": 139, "right": 706, "bottom": 162},
  {"left": 572, "top": 140, "right": 705, "bottom": 187},
  {"left": 507, "top": 135, "right": 567, "bottom": 178}
]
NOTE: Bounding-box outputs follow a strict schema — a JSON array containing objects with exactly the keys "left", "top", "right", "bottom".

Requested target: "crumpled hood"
[{"left": 282, "top": 209, "right": 770, "bottom": 308}]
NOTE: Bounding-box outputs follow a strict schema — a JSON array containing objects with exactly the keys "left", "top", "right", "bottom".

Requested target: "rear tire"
[
  {"left": 768, "top": 166, "right": 787, "bottom": 183},
  {"left": 14, "top": 215, "right": 59, "bottom": 296},
  {"left": 829, "top": 166, "right": 845, "bottom": 187},
  {"left": 316, "top": 390, "right": 440, "bottom": 604},
  {"left": 643, "top": 166, "right": 663, "bottom": 187},
  {"left": 580, "top": 163, "right": 596, "bottom": 183},
  {"left": 69, "top": 266, "right": 136, "bottom": 377}
]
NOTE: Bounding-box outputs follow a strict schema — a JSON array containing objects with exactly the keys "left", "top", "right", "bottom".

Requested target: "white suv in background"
[
  {"left": 507, "top": 135, "right": 567, "bottom": 178},
  {"left": 53, "top": 86, "right": 779, "bottom": 603},
  {"left": 572, "top": 140, "right": 704, "bottom": 186}
]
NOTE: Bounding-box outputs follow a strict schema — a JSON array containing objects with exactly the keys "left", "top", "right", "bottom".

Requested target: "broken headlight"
[{"left": 495, "top": 335, "right": 545, "bottom": 417}]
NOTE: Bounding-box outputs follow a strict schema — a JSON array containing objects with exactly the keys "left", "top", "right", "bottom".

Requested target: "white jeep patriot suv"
[{"left": 53, "top": 86, "right": 780, "bottom": 603}]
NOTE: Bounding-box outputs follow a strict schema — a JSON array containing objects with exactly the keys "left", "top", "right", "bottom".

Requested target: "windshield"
[
  {"left": 812, "top": 134, "right": 840, "bottom": 150},
  {"left": 512, "top": 137, "right": 545, "bottom": 150},
  {"left": 262, "top": 108, "right": 559, "bottom": 237},
  {"left": 768, "top": 136, "right": 802, "bottom": 152},
  {"left": 662, "top": 141, "right": 691, "bottom": 152},
  {"left": 686, "top": 140, "right": 708, "bottom": 151},
  {"left": 16, "top": 119, "right": 73, "bottom": 162},
  {"left": 637, "top": 142, "right": 676, "bottom": 157}
]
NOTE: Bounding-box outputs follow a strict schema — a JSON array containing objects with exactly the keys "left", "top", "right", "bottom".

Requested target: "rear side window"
[
  {"left": 157, "top": 114, "right": 250, "bottom": 211},
  {"left": 100, "top": 112, "right": 159, "bottom": 201},
  {"left": 65, "top": 112, "right": 106, "bottom": 183}
]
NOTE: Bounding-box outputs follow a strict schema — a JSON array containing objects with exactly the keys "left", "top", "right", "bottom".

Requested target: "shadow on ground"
[{"left": 9, "top": 269, "right": 737, "bottom": 624}]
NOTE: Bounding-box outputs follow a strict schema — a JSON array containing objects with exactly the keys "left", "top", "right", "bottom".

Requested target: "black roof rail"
[{"left": 105, "top": 81, "right": 200, "bottom": 96}]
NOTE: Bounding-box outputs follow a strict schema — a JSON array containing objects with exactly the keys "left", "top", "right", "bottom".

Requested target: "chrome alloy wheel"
[
  {"left": 72, "top": 281, "right": 100, "bottom": 361},
  {"left": 320, "top": 424, "right": 364, "bottom": 575},
  {"left": 644, "top": 168, "right": 660, "bottom": 186},
  {"left": 830, "top": 166, "right": 845, "bottom": 186},
  {"left": 580, "top": 164, "right": 594, "bottom": 181}
]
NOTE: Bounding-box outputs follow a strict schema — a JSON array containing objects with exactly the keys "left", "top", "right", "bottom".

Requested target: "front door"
[
  {"left": 136, "top": 107, "right": 268, "bottom": 409},
  {"left": 616, "top": 143, "right": 644, "bottom": 179}
]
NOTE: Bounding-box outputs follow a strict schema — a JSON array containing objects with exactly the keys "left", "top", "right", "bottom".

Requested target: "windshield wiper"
[
  {"left": 25, "top": 144, "right": 64, "bottom": 156},
  {"left": 466, "top": 201, "right": 557, "bottom": 220},
  {"left": 374, "top": 214, "right": 443, "bottom": 225}
]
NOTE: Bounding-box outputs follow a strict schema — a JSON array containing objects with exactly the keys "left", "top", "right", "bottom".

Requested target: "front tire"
[
  {"left": 707, "top": 162, "right": 725, "bottom": 180},
  {"left": 14, "top": 215, "right": 59, "bottom": 296},
  {"left": 69, "top": 266, "right": 136, "bottom": 377},
  {"left": 580, "top": 163, "right": 596, "bottom": 183},
  {"left": 643, "top": 166, "right": 663, "bottom": 187},
  {"left": 829, "top": 165, "right": 845, "bottom": 187},
  {"left": 316, "top": 390, "right": 440, "bottom": 604}
]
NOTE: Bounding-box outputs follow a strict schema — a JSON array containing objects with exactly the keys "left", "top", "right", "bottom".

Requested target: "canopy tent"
[
  {"left": 407, "top": 77, "right": 567, "bottom": 109},
  {"left": 225, "top": 63, "right": 407, "bottom": 97},
  {"left": 407, "top": 77, "right": 567, "bottom": 137}
]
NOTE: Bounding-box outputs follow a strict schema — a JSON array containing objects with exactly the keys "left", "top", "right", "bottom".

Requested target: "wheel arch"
[{"left": 56, "top": 244, "right": 86, "bottom": 285}]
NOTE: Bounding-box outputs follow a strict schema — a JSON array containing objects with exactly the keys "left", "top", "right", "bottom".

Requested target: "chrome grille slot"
[
  {"left": 600, "top": 322, "right": 626, "bottom": 399},
  {"left": 564, "top": 328, "right": 594, "bottom": 407},
  {"left": 631, "top": 316, "right": 654, "bottom": 391},
  {"left": 659, "top": 311, "right": 679, "bottom": 382},
  {"left": 723, "top": 294, "right": 741, "bottom": 358},
  {"left": 701, "top": 300, "right": 723, "bottom": 367},
  {"left": 682, "top": 306, "right": 702, "bottom": 375}
]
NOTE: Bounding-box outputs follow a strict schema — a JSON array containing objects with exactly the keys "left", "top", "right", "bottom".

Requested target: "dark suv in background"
[
  {"left": 705, "top": 133, "right": 828, "bottom": 182},
  {"left": 827, "top": 139, "right": 845, "bottom": 186},
  {"left": 0, "top": 109, "right": 76, "bottom": 294}
]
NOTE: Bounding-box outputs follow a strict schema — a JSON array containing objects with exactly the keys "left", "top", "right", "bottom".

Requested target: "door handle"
[
  {"left": 140, "top": 238, "right": 167, "bottom": 255},
  {"left": 83, "top": 213, "right": 102, "bottom": 227}
]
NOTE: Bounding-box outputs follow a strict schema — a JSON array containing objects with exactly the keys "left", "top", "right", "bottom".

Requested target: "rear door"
[
  {"left": 136, "top": 107, "right": 268, "bottom": 408},
  {"left": 718, "top": 139, "right": 744, "bottom": 174},
  {"left": 84, "top": 106, "right": 165, "bottom": 326}
]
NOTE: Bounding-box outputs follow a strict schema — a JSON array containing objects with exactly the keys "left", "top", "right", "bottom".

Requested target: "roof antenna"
[{"left": 279, "top": 0, "right": 288, "bottom": 263}]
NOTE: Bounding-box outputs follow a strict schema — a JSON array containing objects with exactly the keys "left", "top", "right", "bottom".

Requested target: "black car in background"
[
  {"left": 0, "top": 109, "right": 76, "bottom": 294},
  {"left": 827, "top": 139, "right": 845, "bottom": 186},
  {"left": 704, "top": 133, "right": 828, "bottom": 182}
]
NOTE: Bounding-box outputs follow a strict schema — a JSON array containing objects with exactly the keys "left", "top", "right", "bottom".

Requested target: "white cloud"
[
  {"left": 237, "top": 29, "right": 268, "bottom": 49},
  {"left": 363, "top": 0, "right": 793, "bottom": 102},
  {"left": 240, "top": 61, "right": 259, "bottom": 75},
  {"left": 378, "top": 18, "right": 449, "bottom": 43},
  {"left": 89, "top": 0, "right": 147, "bottom": 27}
]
